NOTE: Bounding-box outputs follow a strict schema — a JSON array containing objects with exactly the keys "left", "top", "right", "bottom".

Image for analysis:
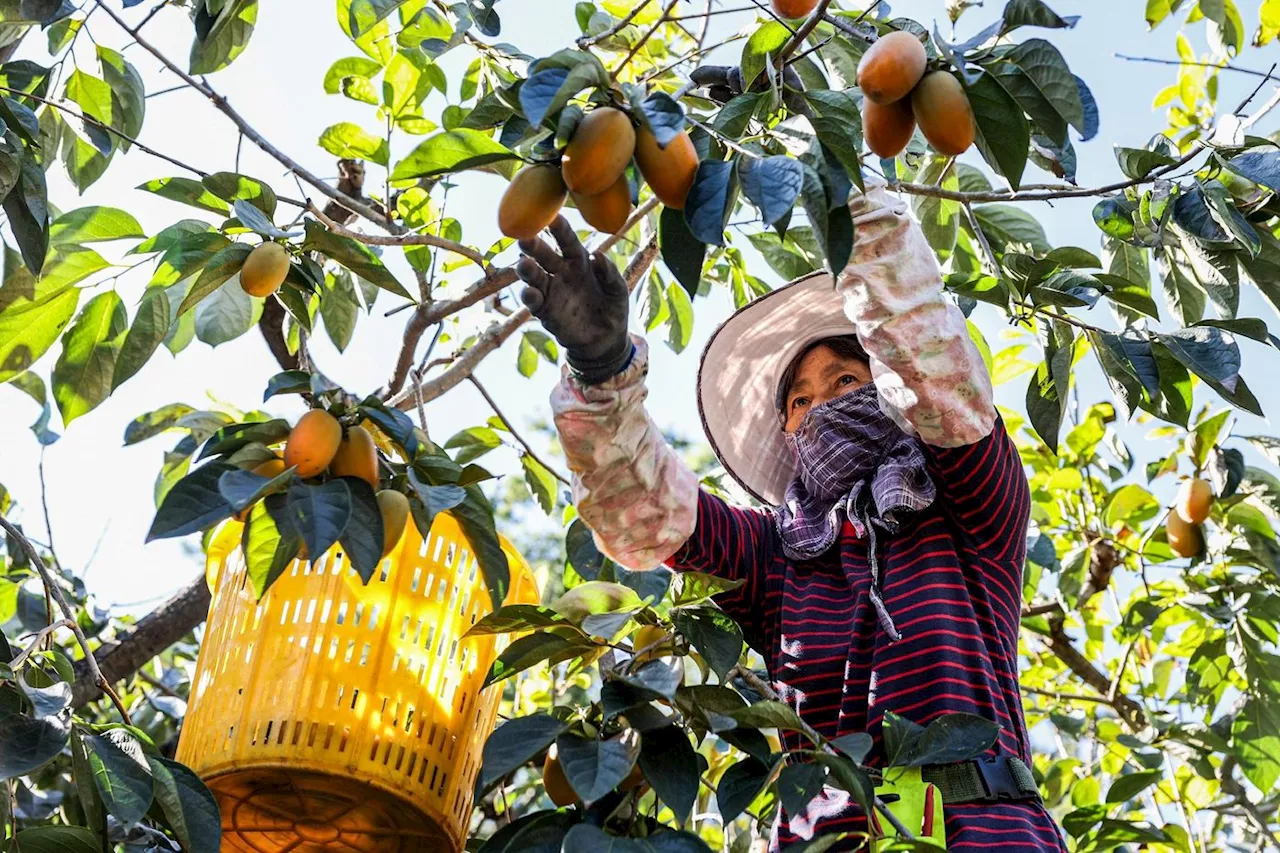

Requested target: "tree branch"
[
  {"left": 307, "top": 201, "right": 487, "bottom": 267},
  {"left": 0, "top": 513, "right": 132, "bottom": 722},
  {"left": 1219, "top": 756, "right": 1280, "bottom": 852},
  {"left": 257, "top": 295, "right": 300, "bottom": 371},
  {"left": 1115, "top": 54, "right": 1280, "bottom": 81},
  {"left": 776, "top": 0, "right": 835, "bottom": 68},
  {"left": 70, "top": 574, "right": 211, "bottom": 709}
]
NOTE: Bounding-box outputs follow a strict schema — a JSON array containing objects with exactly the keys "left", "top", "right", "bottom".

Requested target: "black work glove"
[{"left": 516, "top": 216, "right": 633, "bottom": 385}]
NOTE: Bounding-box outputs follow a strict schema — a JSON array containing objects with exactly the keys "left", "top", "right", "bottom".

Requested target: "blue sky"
[{"left": 0, "top": 1, "right": 1275, "bottom": 613}]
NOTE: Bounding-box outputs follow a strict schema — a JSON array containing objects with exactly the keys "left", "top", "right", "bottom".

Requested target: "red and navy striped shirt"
[{"left": 666, "top": 421, "right": 1066, "bottom": 852}]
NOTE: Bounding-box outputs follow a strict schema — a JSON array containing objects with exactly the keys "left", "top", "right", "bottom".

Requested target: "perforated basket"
[{"left": 176, "top": 512, "right": 539, "bottom": 852}]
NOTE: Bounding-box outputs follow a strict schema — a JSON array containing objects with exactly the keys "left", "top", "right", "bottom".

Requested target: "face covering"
[{"left": 773, "top": 384, "right": 936, "bottom": 640}]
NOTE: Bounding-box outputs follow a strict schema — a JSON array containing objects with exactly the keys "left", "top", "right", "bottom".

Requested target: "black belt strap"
[{"left": 920, "top": 756, "right": 1041, "bottom": 804}]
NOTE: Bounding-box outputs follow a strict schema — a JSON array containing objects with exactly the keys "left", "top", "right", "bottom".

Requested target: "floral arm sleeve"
[
  {"left": 550, "top": 337, "right": 700, "bottom": 570},
  {"left": 837, "top": 185, "right": 997, "bottom": 448}
]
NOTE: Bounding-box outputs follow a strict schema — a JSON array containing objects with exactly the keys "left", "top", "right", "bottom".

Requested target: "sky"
[{"left": 0, "top": 0, "right": 1276, "bottom": 616}]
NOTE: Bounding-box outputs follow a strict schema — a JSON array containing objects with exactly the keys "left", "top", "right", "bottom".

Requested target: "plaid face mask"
[{"left": 774, "top": 384, "right": 936, "bottom": 639}]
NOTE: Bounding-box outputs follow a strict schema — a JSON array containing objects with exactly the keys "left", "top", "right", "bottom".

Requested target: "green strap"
[{"left": 920, "top": 757, "right": 1040, "bottom": 804}]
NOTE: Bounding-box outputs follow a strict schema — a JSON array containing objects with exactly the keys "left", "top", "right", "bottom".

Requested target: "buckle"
[{"left": 974, "top": 756, "right": 1020, "bottom": 801}]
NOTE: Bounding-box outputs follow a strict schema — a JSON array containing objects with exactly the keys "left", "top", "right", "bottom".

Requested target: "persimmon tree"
[{"left": 1, "top": 0, "right": 1280, "bottom": 851}]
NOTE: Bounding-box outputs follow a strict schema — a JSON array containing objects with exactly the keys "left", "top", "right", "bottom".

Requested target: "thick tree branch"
[
  {"left": 0, "top": 514, "right": 132, "bottom": 722},
  {"left": 70, "top": 575, "right": 211, "bottom": 709},
  {"left": 257, "top": 295, "right": 300, "bottom": 371},
  {"left": 1045, "top": 623, "right": 1147, "bottom": 731}
]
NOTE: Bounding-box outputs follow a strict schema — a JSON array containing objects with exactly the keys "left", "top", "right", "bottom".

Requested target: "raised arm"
[{"left": 837, "top": 185, "right": 996, "bottom": 448}]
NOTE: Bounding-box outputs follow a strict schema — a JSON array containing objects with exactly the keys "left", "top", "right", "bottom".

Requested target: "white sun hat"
[
  {"left": 696, "top": 185, "right": 908, "bottom": 507},
  {"left": 696, "top": 269, "right": 854, "bottom": 507}
]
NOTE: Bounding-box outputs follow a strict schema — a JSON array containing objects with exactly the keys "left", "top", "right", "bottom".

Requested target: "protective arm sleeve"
[
  {"left": 550, "top": 337, "right": 699, "bottom": 570},
  {"left": 837, "top": 185, "right": 996, "bottom": 448}
]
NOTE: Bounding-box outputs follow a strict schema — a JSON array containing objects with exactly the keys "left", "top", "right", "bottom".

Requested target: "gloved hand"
[{"left": 516, "top": 216, "right": 633, "bottom": 385}]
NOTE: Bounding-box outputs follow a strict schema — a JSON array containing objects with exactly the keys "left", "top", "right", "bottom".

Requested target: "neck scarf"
[{"left": 773, "top": 384, "right": 936, "bottom": 640}]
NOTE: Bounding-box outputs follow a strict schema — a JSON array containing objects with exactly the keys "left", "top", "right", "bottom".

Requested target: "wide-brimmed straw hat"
[{"left": 697, "top": 269, "right": 855, "bottom": 508}]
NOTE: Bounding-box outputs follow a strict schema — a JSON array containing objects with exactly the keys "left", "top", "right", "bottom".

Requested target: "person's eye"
[
  {"left": 838, "top": 374, "right": 856, "bottom": 386},
  {"left": 791, "top": 396, "right": 810, "bottom": 410}
]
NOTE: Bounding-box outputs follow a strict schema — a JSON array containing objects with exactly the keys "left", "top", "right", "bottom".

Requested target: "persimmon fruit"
[
  {"left": 864, "top": 97, "right": 916, "bottom": 158},
  {"left": 1166, "top": 512, "right": 1204, "bottom": 559},
  {"left": 543, "top": 745, "right": 577, "bottom": 806},
  {"left": 771, "top": 0, "right": 818, "bottom": 17},
  {"left": 498, "top": 164, "right": 568, "bottom": 240},
  {"left": 330, "top": 425, "right": 379, "bottom": 489},
  {"left": 561, "top": 107, "right": 636, "bottom": 196},
  {"left": 240, "top": 242, "right": 290, "bottom": 298},
  {"left": 634, "top": 126, "right": 698, "bottom": 209},
  {"left": 1175, "top": 477, "right": 1213, "bottom": 524},
  {"left": 283, "top": 410, "right": 342, "bottom": 479},
  {"left": 857, "top": 31, "right": 928, "bottom": 105},
  {"left": 376, "top": 489, "right": 410, "bottom": 557},
  {"left": 573, "top": 173, "right": 633, "bottom": 235},
  {"left": 910, "top": 71, "right": 976, "bottom": 156},
  {"left": 631, "top": 624, "right": 674, "bottom": 666}
]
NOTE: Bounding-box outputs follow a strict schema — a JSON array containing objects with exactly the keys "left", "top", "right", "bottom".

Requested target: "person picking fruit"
[{"left": 516, "top": 183, "right": 1064, "bottom": 850}]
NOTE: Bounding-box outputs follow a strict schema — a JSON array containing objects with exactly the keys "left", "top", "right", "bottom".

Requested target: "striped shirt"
[{"left": 667, "top": 421, "right": 1067, "bottom": 852}]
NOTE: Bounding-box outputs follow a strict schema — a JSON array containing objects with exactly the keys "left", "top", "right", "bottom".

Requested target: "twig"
[
  {"left": 685, "top": 116, "right": 763, "bottom": 159},
  {"left": 90, "top": 0, "right": 398, "bottom": 233},
  {"left": 1234, "top": 62, "right": 1278, "bottom": 113},
  {"left": 1219, "top": 757, "right": 1280, "bottom": 853},
  {"left": 1115, "top": 53, "right": 1280, "bottom": 81},
  {"left": 308, "top": 201, "right": 487, "bottom": 267},
  {"left": 1022, "top": 685, "right": 1119, "bottom": 704},
  {"left": 638, "top": 32, "right": 747, "bottom": 84},
  {"left": 579, "top": 0, "right": 656, "bottom": 47},
  {"left": 9, "top": 620, "right": 75, "bottom": 670},
  {"left": 669, "top": 4, "right": 757, "bottom": 21},
  {"left": 0, "top": 84, "right": 208, "bottom": 178},
  {"left": 470, "top": 376, "right": 570, "bottom": 485},
  {"left": 961, "top": 201, "right": 1000, "bottom": 276},
  {"left": 1021, "top": 601, "right": 1064, "bottom": 617},
  {"left": 775, "top": 0, "right": 835, "bottom": 68},
  {"left": 0, "top": 513, "right": 133, "bottom": 724},
  {"left": 1045, "top": 624, "right": 1146, "bottom": 731},
  {"left": 136, "top": 668, "right": 183, "bottom": 701},
  {"left": 612, "top": 0, "right": 681, "bottom": 80}
]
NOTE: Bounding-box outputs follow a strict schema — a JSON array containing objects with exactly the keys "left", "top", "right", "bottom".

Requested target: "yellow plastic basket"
[{"left": 176, "top": 511, "right": 539, "bottom": 852}]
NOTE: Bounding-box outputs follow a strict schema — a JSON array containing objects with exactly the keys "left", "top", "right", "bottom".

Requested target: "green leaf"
[
  {"left": 50, "top": 206, "right": 144, "bottom": 244},
  {"left": 684, "top": 159, "right": 735, "bottom": 246},
  {"left": 344, "top": 0, "right": 412, "bottom": 38},
  {"left": 203, "top": 171, "right": 278, "bottom": 217},
  {"left": 912, "top": 156, "right": 960, "bottom": 254},
  {"left": 778, "top": 762, "right": 826, "bottom": 817},
  {"left": 138, "top": 177, "right": 231, "bottom": 214},
  {"left": 83, "top": 729, "right": 154, "bottom": 826},
  {"left": 665, "top": 279, "right": 694, "bottom": 354},
  {"left": 483, "top": 630, "right": 589, "bottom": 687},
  {"left": 1115, "top": 145, "right": 1177, "bottom": 180},
  {"left": 1025, "top": 321, "right": 1074, "bottom": 453},
  {"left": 557, "top": 730, "right": 640, "bottom": 803},
  {"left": 674, "top": 607, "right": 743, "bottom": 682},
  {"left": 4, "top": 153, "right": 50, "bottom": 274},
  {"left": 965, "top": 70, "right": 1029, "bottom": 189},
  {"left": 0, "top": 714, "right": 69, "bottom": 778},
  {"left": 302, "top": 219, "right": 412, "bottom": 300},
  {"left": 123, "top": 403, "right": 196, "bottom": 445},
  {"left": 198, "top": 418, "right": 291, "bottom": 459},
  {"left": 242, "top": 499, "right": 301, "bottom": 598},
  {"left": 97, "top": 45, "right": 145, "bottom": 149},
  {"left": 390, "top": 128, "right": 516, "bottom": 180},
  {"left": 190, "top": 0, "right": 258, "bottom": 75},
  {"left": 1090, "top": 330, "right": 1158, "bottom": 421},
  {"left": 985, "top": 60, "right": 1067, "bottom": 147},
  {"left": 111, "top": 288, "right": 170, "bottom": 391},
  {"left": 740, "top": 20, "right": 790, "bottom": 89},
  {"left": 659, "top": 205, "right": 706, "bottom": 297},
  {"left": 320, "top": 269, "right": 360, "bottom": 352},
  {"left": 0, "top": 249, "right": 81, "bottom": 383},
  {"left": 476, "top": 714, "right": 568, "bottom": 795},
  {"left": 1233, "top": 696, "right": 1280, "bottom": 792},
  {"left": 519, "top": 53, "right": 610, "bottom": 127},
  {"left": 445, "top": 425, "right": 502, "bottom": 463},
  {"left": 521, "top": 453, "right": 557, "bottom": 515},
  {"left": 739, "top": 155, "right": 803, "bottom": 227},
  {"left": 337, "top": 476, "right": 383, "bottom": 582},
  {"left": 717, "top": 756, "right": 774, "bottom": 822},
  {"left": 465, "top": 604, "right": 568, "bottom": 637},
  {"left": 148, "top": 755, "right": 221, "bottom": 852},
  {"left": 319, "top": 121, "right": 390, "bottom": 166},
  {"left": 1001, "top": 39, "right": 1085, "bottom": 133},
  {"left": 147, "top": 461, "right": 235, "bottom": 540},
  {"left": 972, "top": 204, "right": 1050, "bottom": 254},
  {"left": 217, "top": 465, "right": 295, "bottom": 513},
  {"left": 52, "top": 291, "right": 126, "bottom": 425},
  {"left": 10, "top": 827, "right": 101, "bottom": 853},
  {"left": 802, "top": 90, "right": 864, "bottom": 187},
  {"left": 195, "top": 279, "right": 259, "bottom": 346},
  {"left": 638, "top": 724, "right": 698, "bottom": 824},
  {"left": 1106, "top": 768, "right": 1162, "bottom": 803},
  {"left": 281, "top": 479, "right": 352, "bottom": 559},
  {"left": 323, "top": 55, "right": 384, "bottom": 97}
]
